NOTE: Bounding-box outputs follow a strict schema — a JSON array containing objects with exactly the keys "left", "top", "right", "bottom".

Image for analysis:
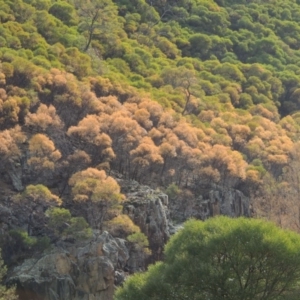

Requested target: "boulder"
[{"left": 8, "top": 232, "right": 129, "bottom": 300}]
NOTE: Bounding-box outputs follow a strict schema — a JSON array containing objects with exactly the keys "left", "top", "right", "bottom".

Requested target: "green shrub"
[
  {"left": 165, "top": 183, "right": 180, "bottom": 199},
  {"left": 127, "top": 232, "right": 149, "bottom": 249}
]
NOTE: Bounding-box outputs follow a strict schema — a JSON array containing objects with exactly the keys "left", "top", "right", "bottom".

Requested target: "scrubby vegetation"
[{"left": 2, "top": 0, "right": 300, "bottom": 295}]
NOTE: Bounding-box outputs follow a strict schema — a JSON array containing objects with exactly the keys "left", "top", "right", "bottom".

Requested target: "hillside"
[{"left": 1, "top": 0, "right": 300, "bottom": 298}]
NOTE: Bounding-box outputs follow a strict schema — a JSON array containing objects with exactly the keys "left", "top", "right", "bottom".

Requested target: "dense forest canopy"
[
  {"left": 1, "top": 0, "right": 300, "bottom": 263},
  {"left": 3, "top": 0, "right": 300, "bottom": 298}
]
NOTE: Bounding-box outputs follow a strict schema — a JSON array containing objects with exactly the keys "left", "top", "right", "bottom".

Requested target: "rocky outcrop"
[
  {"left": 170, "top": 185, "right": 250, "bottom": 222},
  {"left": 2, "top": 178, "right": 172, "bottom": 300},
  {"left": 3, "top": 176, "right": 250, "bottom": 300},
  {"left": 7, "top": 162, "right": 24, "bottom": 192},
  {"left": 8, "top": 232, "right": 129, "bottom": 300},
  {"left": 119, "top": 179, "right": 170, "bottom": 261},
  {"left": 0, "top": 203, "right": 11, "bottom": 235}
]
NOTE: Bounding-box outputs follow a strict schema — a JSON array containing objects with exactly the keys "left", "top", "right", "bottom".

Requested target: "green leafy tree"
[
  {"left": 2, "top": 230, "right": 50, "bottom": 265},
  {"left": 20, "top": 184, "right": 62, "bottom": 206},
  {"left": 165, "top": 183, "right": 180, "bottom": 199},
  {"left": 15, "top": 184, "right": 62, "bottom": 236},
  {"left": 75, "top": 0, "right": 119, "bottom": 52},
  {"left": 188, "top": 33, "right": 212, "bottom": 59},
  {"left": 115, "top": 217, "right": 300, "bottom": 300},
  {"left": 49, "top": 1, "right": 78, "bottom": 26},
  {"left": 161, "top": 66, "right": 200, "bottom": 115},
  {"left": 45, "top": 207, "right": 92, "bottom": 240},
  {"left": 127, "top": 232, "right": 150, "bottom": 255}
]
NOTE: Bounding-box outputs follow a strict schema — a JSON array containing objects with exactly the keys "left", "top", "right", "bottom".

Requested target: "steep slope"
[{"left": 1, "top": 1, "right": 300, "bottom": 297}]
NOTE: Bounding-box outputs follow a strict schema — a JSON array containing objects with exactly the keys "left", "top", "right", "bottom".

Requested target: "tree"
[
  {"left": 16, "top": 184, "right": 62, "bottom": 236},
  {"left": 68, "top": 168, "right": 124, "bottom": 229},
  {"left": 0, "top": 250, "right": 18, "bottom": 300},
  {"left": 45, "top": 207, "right": 92, "bottom": 240},
  {"left": 25, "top": 104, "right": 63, "bottom": 133},
  {"left": 49, "top": 1, "right": 78, "bottom": 26},
  {"left": 98, "top": 110, "right": 146, "bottom": 175},
  {"left": 115, "top": 217, "right": 300, "bottom": 300},
  {"left": 67, "top": 114, "right": 115, "bottom": 164},
  {"left": 130, "top": 136, "right": 163, "bottom": 181},
  {"left": 27, "top": 134, "right": 61, "bottom": 183},
  {"left": 75, "top": 0, "right": 119, "bottom": 52},
  {"left": 21, "top": 184, "right": 62, "bottom": 205},
  {"left": 58, "top": 150, "right": 91, "bottom": 196},
  {"left": 161, "top": 66, "right": 200, "bottom": 115},
  {"left": 188, "top": 33, "right": 212, "bottom": 59},
  {"left": 0, "top": 126, "right": 26, "bottom": 191},
  {"left": 68, "top": 115, "right": 115, "bottom": 163},
  {"left": 201, "top": 144, "right": 247, "bottom": 187},
  {"left": 104, "top": 214, "right": 140, "bottom": 238}
]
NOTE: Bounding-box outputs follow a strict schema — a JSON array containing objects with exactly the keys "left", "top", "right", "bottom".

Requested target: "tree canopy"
[{"left": 115, "top": 216, "right": 300, "bottom": 300}]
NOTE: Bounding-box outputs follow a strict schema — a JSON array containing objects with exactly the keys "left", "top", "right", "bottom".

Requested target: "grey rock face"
[
  {"left": 119, "top": 179, "right": 170, "bottom": 261},
  {"left": 3, "top": 178, "right": 172, "bottom": 300},
  {"left": 5, "top": 176, "right": 250, "bottom": 300},
  {"left": 0, "top": 203, "right": 12, "bottom": 236},
  {"left": 0, "top": 203, "right": 11, "bottom": 222},
  {"left": 7, "top": 163, "right": 24, "bottom": 192},
  {"left": 170, "top": 185, "right": 250, "bottom": 222},
  {"left": 8, "top": 232, "right": 129, "bottom": 300}
]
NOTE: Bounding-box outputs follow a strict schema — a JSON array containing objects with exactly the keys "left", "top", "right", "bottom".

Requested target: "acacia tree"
[{"left": 115, "top": 217, "right": 300, "bottom": 300}]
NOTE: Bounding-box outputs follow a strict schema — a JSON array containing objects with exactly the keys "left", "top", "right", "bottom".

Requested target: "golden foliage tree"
[
  {"left": 25, "top": 104, "right": 63, "bottom": 132},
  {"left": 67, "top": 114, "right": 115, "bottom": 163},
  {"left": 69, "top": 168, "right": 124, "bottom": 229},
  {"left": 27, "top": 133, "right": 61, "bottom": 182},
  {"left": 0, "top": 126, "right": 26, "bottom": 190},
  {"left": 130, "top": 137, "right": 164, "bottom": 181}
]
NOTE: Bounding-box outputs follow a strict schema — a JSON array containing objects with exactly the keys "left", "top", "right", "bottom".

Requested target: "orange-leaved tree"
[
  {"left": 0, "top": 125, "right": 26, "bottom": 190},
  {"left": 27, "top": 133, "right": 61, "bottom": 183},
  {"left": 67, "top": 114, "right": 115, "bottom": 164},
  {"left": 69, "top": 168, "right": 124, "bottom": 229}
]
